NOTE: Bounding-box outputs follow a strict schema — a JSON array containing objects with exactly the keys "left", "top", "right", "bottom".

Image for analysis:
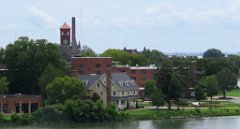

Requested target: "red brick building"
[
  {"left": 71, "top": 57, "right": 112, "bottom": 76},
  {"left": 71, "top": 57, "right": 157, "bottom": 98},
  {"left": 0, "top": 94, "right": 43, "bottom": 114},
  {"left": 113, "top": 65, "right": 157, "bottom": 87}
]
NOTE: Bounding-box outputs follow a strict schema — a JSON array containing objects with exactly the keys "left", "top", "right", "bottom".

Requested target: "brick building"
[
  {"left": 71, "top": 57, "right": 112, "bottom": 76},
  {"left": 0, "top": 94, "right": 43, "bottom": 114}
]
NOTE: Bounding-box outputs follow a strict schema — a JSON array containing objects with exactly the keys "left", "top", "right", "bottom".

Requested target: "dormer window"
[
  {"left": 118, "top": 81, "right": 124, "bottom": 87},
  {"left": 83, "top": 80, "right": 88, "bottom": 87}
]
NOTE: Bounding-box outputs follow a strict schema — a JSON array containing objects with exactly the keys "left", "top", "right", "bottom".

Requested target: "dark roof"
[
  {"left": 76, "top": 73, "right": 138, "bottom": 91},
  {"left": 76, "top": 74, "right": 103, "bottom": 90},
  {"left": 112, "top": 72, "right": 138, "bottom": 91}
]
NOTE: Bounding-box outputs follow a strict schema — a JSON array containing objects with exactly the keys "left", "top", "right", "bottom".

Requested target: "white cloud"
[
  {"left": 143, "top": 0, "right": 240, "bottom": 27},
  {"left": 26, "top": 6, "right": 60, "bottom": 29}
]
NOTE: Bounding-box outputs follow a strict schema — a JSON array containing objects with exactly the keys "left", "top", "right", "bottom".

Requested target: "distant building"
[
  {"left": 77, "top": 73, "right": 138, "bottom": 109},
  {"left": 60, "top": 17, "right": 81, "bottom": 62},
  {"left": 0, "top": 94, "right": 42, "bottom": 114},
  {"left": 113, "top": 65, "right": 157, "bottom": 99},
  {"left": 123, "top": 47, "right": 140, "bottom": 54},
  {"left": 71, "top": 57, "right": 112, "bottom": 76}
]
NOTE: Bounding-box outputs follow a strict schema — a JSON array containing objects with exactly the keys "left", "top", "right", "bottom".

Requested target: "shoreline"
[{"left": 124, "top": 107, "right": 240, "bottom": 120}]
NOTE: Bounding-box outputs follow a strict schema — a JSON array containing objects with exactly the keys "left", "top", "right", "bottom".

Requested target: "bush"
[
  {"left": 32, "top": 104, "right": 67, "bottom": 123},
  {"left": 0, "top": 112, "right": 3, "bottom": 124},
  {"left": 64, "top": 100, "right": 126, "bottom": 122}
]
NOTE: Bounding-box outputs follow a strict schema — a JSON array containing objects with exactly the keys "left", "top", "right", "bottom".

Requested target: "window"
[
  {"left": 106, "top": 64, "right": 111, "bottom": 68},
  {"left": 141, "top": 76, "right": 146, "bottom": 81},
  {"left": 131, "top": 70, "right": 136, "bottom": 74},
  {"left": 79, "top": 64, "right": 84, "bottom": 69},
  {"left": 131, "top": 77, "right": 136, "bottom": 80},
  {"left": 97, "top": 83, "right": 100, "bottom": 87},
  {"left": 141, "top": 70, "right": 146, "bottom": 74},
  {"left": 83, "top": 80, "right": 88, "bottom": 87},
  {"left": 78, "top": 71, "right": 84, "bottom": 75},
  {"left": 96, "top": 64, "right": 101, "bottom": 68},
  {"left": 112, "top": 91, "right": 116, "bottom": 96},
  {"left": 134, "top": 90, "right": 136, "bottom": 95},
  {"left": 101, "top": 91, "right": 103, "bottom": 95},
  {"left": 96, "top": 70, "right": 101, "bottom": 74},
  {"left": 122, "top": 91, "right": 124, "bottom": 96}
]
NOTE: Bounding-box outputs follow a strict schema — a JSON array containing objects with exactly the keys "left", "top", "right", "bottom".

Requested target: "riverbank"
[{"left": 124, "top": 107, "right": 240, "bottom": 120}]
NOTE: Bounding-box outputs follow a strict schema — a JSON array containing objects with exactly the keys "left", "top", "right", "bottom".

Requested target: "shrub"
[
  {"left": 0, "top": 112, "right": 3, "bottom": 124},
  {"left": 32, "top": 104, "right": 67, "bottom": 123}
]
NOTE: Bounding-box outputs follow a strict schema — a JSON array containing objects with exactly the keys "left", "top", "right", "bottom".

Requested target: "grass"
[
  {"left": 138, "top": 100, "right": 152, "bottom": 107},
  {"left": 124, "top": 107, "right": 240, "bottom": 120},
  {"left": 226, "top": 89, "right": 240, "bottom": 97}
]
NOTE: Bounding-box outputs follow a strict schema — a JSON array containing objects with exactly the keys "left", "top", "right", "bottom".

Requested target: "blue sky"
[{"left": 1, "top": 0, "right": 240, "bottom": 53}]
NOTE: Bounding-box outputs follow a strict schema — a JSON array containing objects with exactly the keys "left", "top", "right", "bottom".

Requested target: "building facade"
[
  {"left": 0, "top": 94, "right": 42, "bottom": 114},
  {"left": 71, "top": 57, "right": 112, "bottom": 76},
  {"left": 77, "top": 73, "right": 138, "bottom": 109}
]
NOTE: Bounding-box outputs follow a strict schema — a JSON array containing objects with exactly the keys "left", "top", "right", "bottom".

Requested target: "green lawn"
[
  {"left": 124, "top": 107, "right": 240, "bottom": 120},
  {"left": 226, "top": 89, "right": 240, "bottom": 97}
]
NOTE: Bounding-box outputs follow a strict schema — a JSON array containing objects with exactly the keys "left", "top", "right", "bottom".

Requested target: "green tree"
[
  {"left": 194, "top": 85, "right": 205, "bottom": 101},
  {"left": 46, "top": 76, "right": 86, "bottom": 104},
  {"left": 216, "top": 68, "right": 237, "bottom": 99},
  {"left": 204, "top": 76, "right": 219, "bottom": 103},
  {"left": 198, "top": 57, "right": 238, "bottom": 76},
  {"left": 80, "top": 45, "right": 97, "bottom": 57},
  {"left": 0, "top": 77, "right": 9, "bottom": 94},
  {"left": 0, "top": 47, "right": 5, "bottom": 64},
  {"left": 5, "top": 37, "right": 66, "bottom": 94},
  {"left": 143, "top": 80, "right": 156, "bottom": 100},
  {"left": 151, "top": 88, "right": 165, "bottom": 109},
  {"left": 101, "top": 49, "right": 149, "bottom": 66},
  {"left": 142, "top": 48, "right": 166, "bottom": 66},
  {"left": 156, "top": 60, "right": 185, "bottom": 110},
  {"left": 38, "top": 64, "right": 65, "bottom": 97},
  {"left": 91, "top": 92, "right": 101, "bottom": 102},
  {"left": 227, "top": 54, "right": 240, "bottom": 70},
  {"left": 203, "top": 48, "right": 225, "bottom": 58}
]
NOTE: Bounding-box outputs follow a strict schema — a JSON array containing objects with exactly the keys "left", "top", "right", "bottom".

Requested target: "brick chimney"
[{"left": 72, "top": 17, "right": 76, "bottom": 43}]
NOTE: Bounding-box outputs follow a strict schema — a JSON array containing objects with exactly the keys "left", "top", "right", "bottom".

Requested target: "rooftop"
[{"left": 60, "top": 22, "right": 70, "bottom": 29}]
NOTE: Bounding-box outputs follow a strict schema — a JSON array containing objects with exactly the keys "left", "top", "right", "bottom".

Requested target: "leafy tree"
[
  {"left": 5, "top": 37, "right": 66, "bottom": 94},
  {"left": 101, "top": 49, "right": 149, "bottom": 66},
  {"left": 194, "top": 85, "right": 205, "bottom": 101},
  {"left": 143, "top": 80, "right": 156, "bottom": 100},
  {"left": 204, "top": 76, "right": 219, "bottom": 103},
  {"left": 91, "top": 92, "right": 101, "bottom": 102},
  {"left": 0, "top": 77, "right": 9, "bottom": 94},
  {"left": 227, "top": 54, "right": 240, "bottom": 70},
  {"left": 151, "top": 88, "right": 164, "bottom": 109},
  {"left": 80, "top": 45, "right": 97, "bottom": 57},
  {"left": 216, "top": 68, "right": 237, "bottom": 99},
  {"left": 38, "top": 64, "right": 65, "bottom": 97},
  {"left": 198, "top": 57, "right": 238, "bottom": 76},
  {"left": 0, "top": 47, "right": 5, "bottom": 64},
  {"left": 203, "top": 48, "right": 225, "bottom": 58},
  {"left": 46, "top": 76, "right": 86, "bottom": 104},
  {"left": 156, "top": 60, "right": 185, "bottom": 110},
  {"left": 142, "top": 48, "right": 166, "bottom": 66}
]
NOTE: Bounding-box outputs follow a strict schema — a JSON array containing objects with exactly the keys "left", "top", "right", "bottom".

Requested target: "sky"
[{"left": 1, "top": 0, "right": 240, "bottom": 53}]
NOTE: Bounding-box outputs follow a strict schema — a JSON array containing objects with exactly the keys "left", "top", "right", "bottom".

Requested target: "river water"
[{"left": 3, "top": 116, "right": 240, "bottom": 129}]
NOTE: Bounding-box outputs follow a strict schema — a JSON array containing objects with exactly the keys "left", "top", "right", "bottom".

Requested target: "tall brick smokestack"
[{"left": 72, "top": 17, "right": 76, "bottom": 43}]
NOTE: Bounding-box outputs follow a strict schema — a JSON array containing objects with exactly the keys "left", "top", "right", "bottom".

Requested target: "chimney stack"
[{"left": 72, "top": 17, "right": 76, "bottom": 43}]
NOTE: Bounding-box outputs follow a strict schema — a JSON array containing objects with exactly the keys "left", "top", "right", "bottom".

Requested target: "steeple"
[{"left": 60, "top": 22, "right": 70, "bottom": 29}]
